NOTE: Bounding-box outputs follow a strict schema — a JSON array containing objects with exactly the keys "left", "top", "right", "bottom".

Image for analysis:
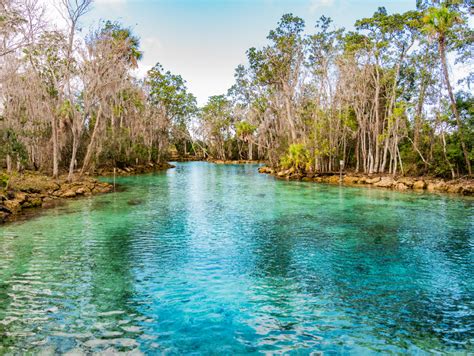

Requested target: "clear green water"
[{"left": 0, "top": 162, "right": 473, "bottom": 354}]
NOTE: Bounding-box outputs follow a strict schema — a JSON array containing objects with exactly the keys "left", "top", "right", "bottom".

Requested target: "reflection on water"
[{"left": 0, "top": 162, "right": 473, "bottom": 354}]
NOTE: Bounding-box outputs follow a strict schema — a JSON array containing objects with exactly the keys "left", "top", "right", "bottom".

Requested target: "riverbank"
[
  {"left": 0, "top": 172, "right": 113, "bottom": 224},
  {"left": 258, "top": 166, "right": 474, "bottom": 196},
  {"left": 96, "top": 162, "right": 175, "bottom": 176},
  {"left": 0, "top": 163, "right": 175, "bottom": 223}
]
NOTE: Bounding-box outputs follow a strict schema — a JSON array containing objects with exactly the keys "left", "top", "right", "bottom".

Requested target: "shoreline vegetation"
[{"left": 259, "top": 166, "right": 474, "bottom": 196}]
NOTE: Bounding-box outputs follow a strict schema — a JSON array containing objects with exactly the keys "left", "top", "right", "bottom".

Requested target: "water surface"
[{"left": 1, "top": 162, "right": 473, "bottom": 354}]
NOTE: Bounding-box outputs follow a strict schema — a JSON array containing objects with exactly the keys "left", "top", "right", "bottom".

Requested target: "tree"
[
  {"left": 60, "top": 0, "right": 92, "bottom": 181},
  {"left": 423, "top": 5, "right": 471, "bottom": 175},
  {"left": 146, "top": 63, "right": 197, "bottom": 159},
  {"left": 80, "top": 22, "right": 143, "bottom": 174},
  {"left": 248, "top": 14, "right": 305, "bottom": 143},
  {"left": 199, "top": 95, "right": 233, "bottom": 160}
]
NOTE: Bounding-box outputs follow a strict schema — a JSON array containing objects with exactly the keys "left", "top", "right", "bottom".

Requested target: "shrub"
[{"left": 280, "top": 144, "right": 311, "bottom": 173}]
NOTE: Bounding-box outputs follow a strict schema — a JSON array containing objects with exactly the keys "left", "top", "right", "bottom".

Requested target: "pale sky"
[{"left": 45, "top": 0, "right": 415, "bottom": 105}]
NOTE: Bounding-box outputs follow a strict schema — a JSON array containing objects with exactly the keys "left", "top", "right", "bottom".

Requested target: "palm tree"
[{"left": 423, "top": 6, "right": 471, "bottom": 175}]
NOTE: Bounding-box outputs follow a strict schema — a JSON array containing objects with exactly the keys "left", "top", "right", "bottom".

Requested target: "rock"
[
  {"left": 93, "top": 184, "right": 112, "bottom": 194},
  {"left": 22, "top": 197, "right": 42, "bottom": 208},
  {"left": 76, "top": 187, "right": 86, "bottom": 195},
  {"left": 277, "top": 170, "right": 286, "bottom": 177},
  {"left": 427, "top": 181, "right": 447, "bottom": 192},
  {"left": 343, "top": 176, "right": 359, "bottom": 184},
  {"left": 397, "top": 177, "right": 415, "bottom": 188},
  {"left": 395, "top": 182, "right": 408, "bottom": 191},
  {"left": 374, "top": 177, "right": 395, "bottom": 188},
  {"left": 357, "top": 177, "right": 367, "bottom": 184},
  {"left": 0, "top": 211, "right": 9, "bottom": 223},
  {"left": 9, "top": 176, "right": 53, "bottom": 194},
  {"left": 462, "top": 185, "right": 474, "bottom": 196},
  {"left": 4, "top": 199, "right": 22, "bottom": 213},
  {"left": 366, "top": 177, "right": 381, "bottom": 184},
  {"left": 447, "top": 184, "right": 463, "bottom": 194},
  {"left": 14, "top": 192, "right": 28, "bottom": 203},
  {"left": 302, "top": 177, "right": 312, "bottom": 182},
  {"left": 327, "top": 175, "right": 340, "bottom": 184},
  {"left": 413, "top": 180, "right": 425, "bottom": 190},
  {"left": 258, "top": 166, "right": 272, "bottom": 174},
  {"left": 61, "top": 190, "right": 77, "bottom": 198}
]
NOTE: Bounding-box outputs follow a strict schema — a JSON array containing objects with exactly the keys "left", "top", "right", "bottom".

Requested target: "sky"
[{"left": 46, "top": 0, "right": 415, "bottom": 105}]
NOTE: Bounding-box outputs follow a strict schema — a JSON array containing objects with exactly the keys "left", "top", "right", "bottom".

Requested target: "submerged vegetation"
[{"left": 0, "top": 0, "right": 473, "bottom": 182}]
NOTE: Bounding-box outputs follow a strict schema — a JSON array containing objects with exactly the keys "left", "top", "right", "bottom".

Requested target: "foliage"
[
  {"left": 197, "top": 5, "right": 472, "bottom": 177},
  {"left": 280, "top": 144, "right": 311, "bottom": 173},
  {"left": 1, "top": 1, "right": 472, "bottom": 179}
]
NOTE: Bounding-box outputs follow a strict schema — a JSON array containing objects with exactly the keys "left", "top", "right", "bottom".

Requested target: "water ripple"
[{"left": 0, "top": 162, "right": 473, "bottom": 354}]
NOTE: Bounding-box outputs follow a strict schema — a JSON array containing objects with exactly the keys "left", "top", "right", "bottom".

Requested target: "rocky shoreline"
[
  {"left": 0, "top": 163, "right": 175, "bottom": 224},
  {"left": 0, "top": 173, "right": 114, "bottom": 224},
  {"left": 258, "top": 166, "right": 474, "bottom": 196}
]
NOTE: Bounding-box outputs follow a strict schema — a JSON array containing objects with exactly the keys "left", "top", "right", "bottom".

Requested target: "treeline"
[
  {"left": 0, "top": 0, "right": 197, "bottom": 181},
  {"left": 197, "top": 1, "right": 473, "bottom": 178}
]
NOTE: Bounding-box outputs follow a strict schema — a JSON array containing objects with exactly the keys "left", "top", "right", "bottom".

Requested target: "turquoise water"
[{"left": 0, "top": 162, "right": 473, "bottom": 354}]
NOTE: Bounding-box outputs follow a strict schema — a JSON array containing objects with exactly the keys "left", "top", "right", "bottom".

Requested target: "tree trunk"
[
  {"left": 282, "top": 85, "right": 297, "bottom": 142},
  {"left": 441, "top": 130, "right": 455, "bottom": 179},
  {"left": 414, "top": 80, "right": 426, "bottom": 148},
  {"left": 439, "top": 39, "right": 471, "bottom": 175},
  {"left": 81, "top": 107, "right": 102, "bottom": 175},
  {"left": 6, "top": 154, "right": 12, "bottom": 173},
  {"left": 67, "top": 130, "right": 78, "bottom": 182},
  {"left": 52, "top": 115, "right": 59, "bottom": 178}
]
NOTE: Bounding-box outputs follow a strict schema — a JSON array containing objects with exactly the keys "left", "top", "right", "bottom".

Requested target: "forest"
[{"left": 1, "top": 0, "right": 473, "bottom": 180}]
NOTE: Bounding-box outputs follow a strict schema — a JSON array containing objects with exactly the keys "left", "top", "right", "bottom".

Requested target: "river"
[{"left": 0, "top": 162, "right": 473, "bottom": 354}]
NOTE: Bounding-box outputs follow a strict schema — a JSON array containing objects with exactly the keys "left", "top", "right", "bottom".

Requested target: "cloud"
[{"left": 309, "top": 0, "right": 335, "bottom": 14}]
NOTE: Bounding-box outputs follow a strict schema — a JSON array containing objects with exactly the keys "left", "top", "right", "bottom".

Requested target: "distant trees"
[
  {"left": 146, "top": 63, "right": 197, "bottom": 160},
  {"left": 199, "top": 95, "right": 233, "bottom": 160},
  {"left": 0, "top": 0, "right": 196, "bottom": 179},
  {"left": 1, "top": 0, "right": 472, "bottom": 179},
  {"left": 197, "top": 1, "right": 472, "bottom": 178}
]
